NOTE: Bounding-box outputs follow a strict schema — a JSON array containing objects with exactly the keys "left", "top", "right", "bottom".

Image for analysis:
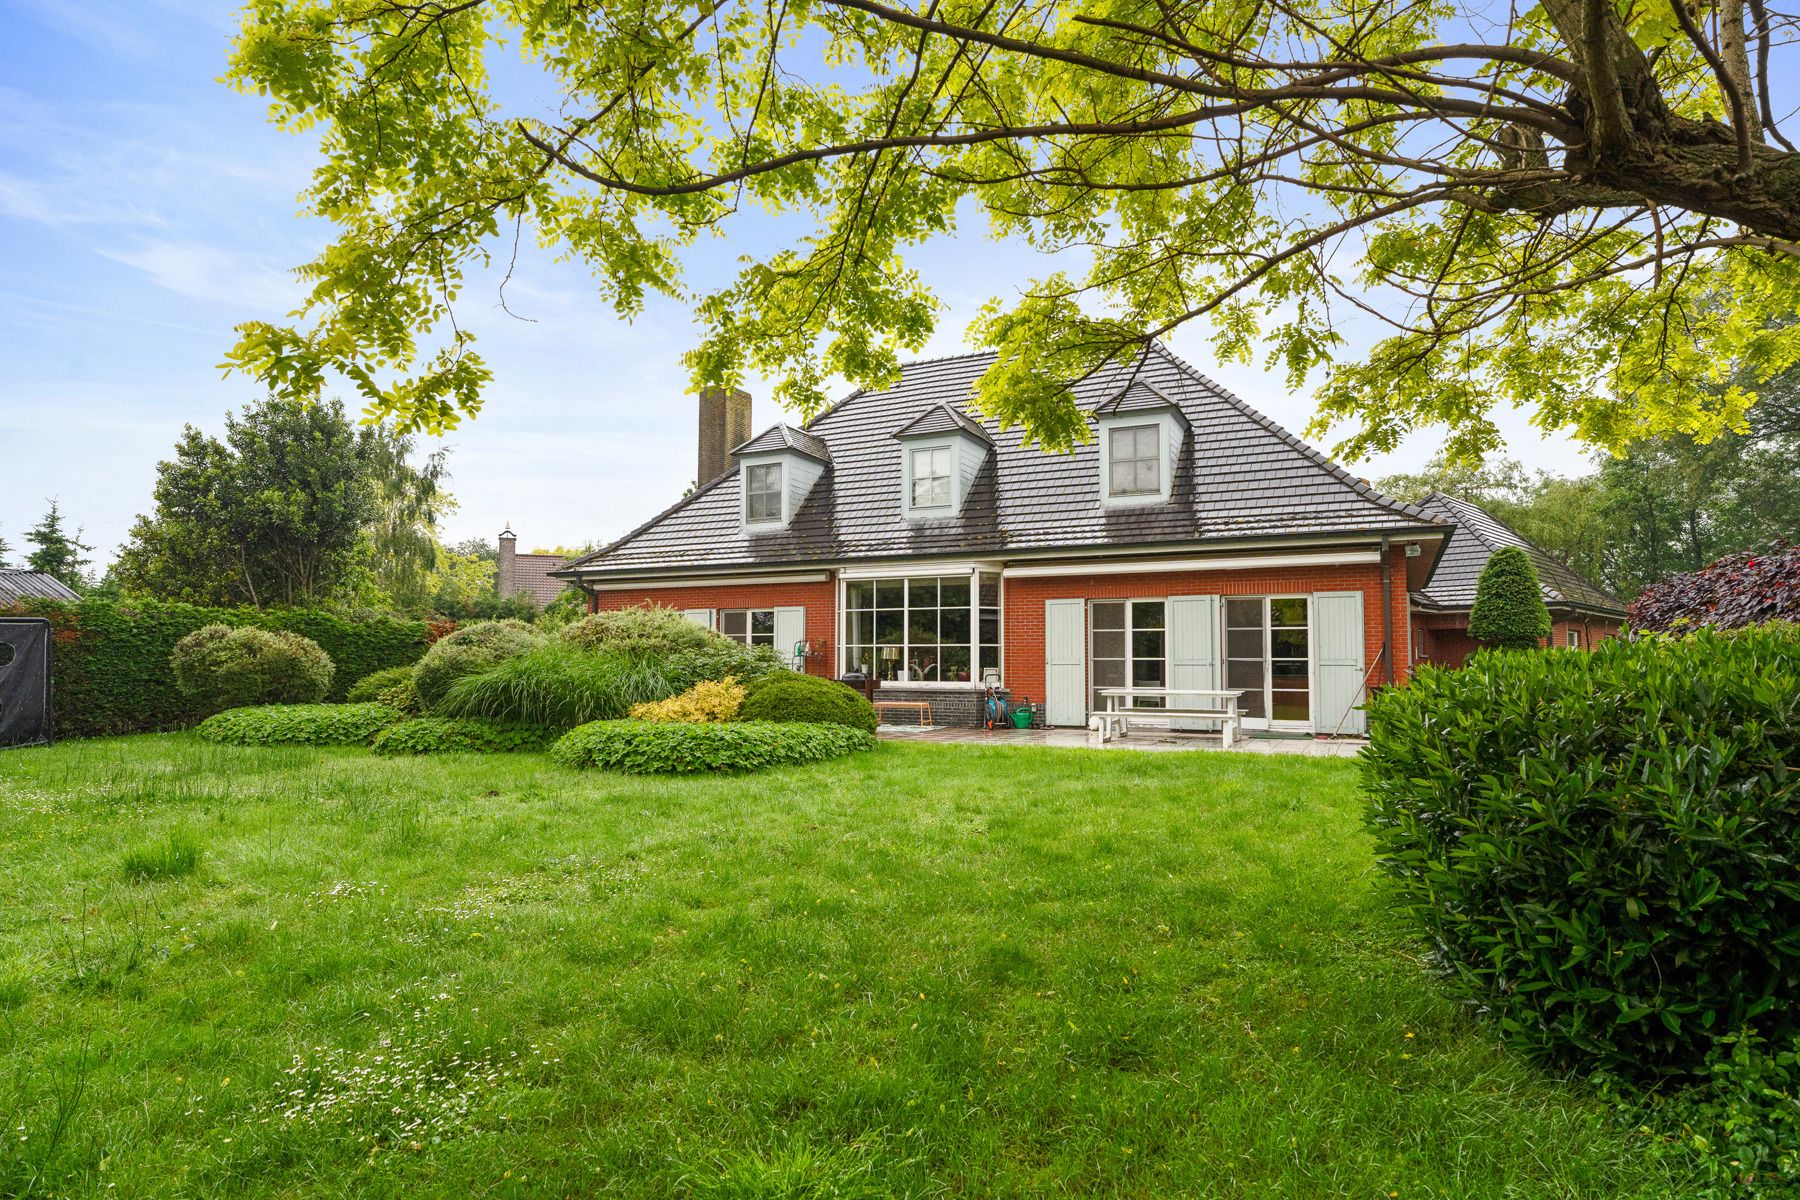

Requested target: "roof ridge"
[{"left": 1145, "top": 342, "right": 1443, "bottom": 527}]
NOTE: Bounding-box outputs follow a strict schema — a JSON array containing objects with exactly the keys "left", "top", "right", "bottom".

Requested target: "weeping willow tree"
[{"left": 224, "top": 0, "right": 1800, "bottom": 459}]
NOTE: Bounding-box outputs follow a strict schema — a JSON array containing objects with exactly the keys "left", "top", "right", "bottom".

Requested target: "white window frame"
[
  {"left": 909, "top": 445, "right": 954, "bottom": 511},
  {"left": 899, "top": 433, "right": 965, "bottom": 521},
  {"left": 719, "top": 608, "right": 777, "bottom": 648},
  {"left": 1566, "top": 627, "right": 1581, "bottom": 649},
  {"left": 743, "top": 462, "right": 784, "bottom": 525},
  {"left": 1106, "top": 424, "right": 1161, "bottom": 498},
  {"left": 1088, "top": 597, "right": 1169, "bottom": 714},
  {"left": 836, "top": 566, "right": 1002, "bottom": 688},
  {"left": 1096, "top": 411, "right": 1180, "bottom": 508},
  {"left": 1222, "top": 593, "right": 1315, "bottom": 731}
]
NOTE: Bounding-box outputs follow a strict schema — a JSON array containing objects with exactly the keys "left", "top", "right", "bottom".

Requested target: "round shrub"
[
  {"left": 434, "top": 642, "right": 682, "bottom": 731},
  {"left": 412, "top": 619, "right": 542, "bottom": 709},
  {"left": 560, "top": 605, "right": 729, "bottom": 656},
  {"left": 370, "top": 717, "right": 550, "bottom": 756},
  {"left": 346, "top": 665, "right": 415, "bottom": 704},
  {"left": 551, "top": 719, "right": 875, "bottom": 774},
  {"left": 629, "top": 677, "right": 746, "bottom": 723},
  {"left": 739, "top": 673, "right": 877, "bottom": 733},
  {"left": 1465, "top": 545, "right": 1552, "bottom": 649},
  {"left": 1362, "top": 625, "right": 1800, "bottom": 1082},
  {"left": 172, "top": 624, "right": 334, "bottom": 713},
  {"left": 195, "top": 702, "right": 403, "bottom": 746}
]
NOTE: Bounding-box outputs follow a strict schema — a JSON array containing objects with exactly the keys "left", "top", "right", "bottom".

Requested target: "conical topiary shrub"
[{"left": 1466, "top": 545, "right": 1553, "bottom": 650}]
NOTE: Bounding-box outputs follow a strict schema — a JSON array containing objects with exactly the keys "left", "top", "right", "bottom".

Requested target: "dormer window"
[
  {"left": 1107, "top": 424, "right": 1161, "bottom": 497},
  {"left": 745, "top": 462, "right": 784, "bottom": 524},
  {"left": 893, "top": 403, "right": 993, "bottom": 520},
  {"left": 1094, "top": 380, "right": 1187, "bottom": 508},
  {"left": 910, "top": 446, "right": 953, "bottom": 510},
  {"left": 733, "top": 423, "right": 831, "bottom": 532}
]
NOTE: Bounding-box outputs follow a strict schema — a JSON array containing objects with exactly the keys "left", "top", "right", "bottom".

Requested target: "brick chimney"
[
  {"left": 497, "top": 525, "right": 517, "bottom": 599},
  {"left": 697, "top": 386, "right": 752, "bottom": 485}
]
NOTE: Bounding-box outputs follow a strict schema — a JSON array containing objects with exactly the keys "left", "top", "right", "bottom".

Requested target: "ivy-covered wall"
[{"left": 2, "top": 598, "right": 440, "bottom": 738}]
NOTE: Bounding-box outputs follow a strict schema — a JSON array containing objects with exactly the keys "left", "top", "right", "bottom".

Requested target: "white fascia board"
[
  {"left": 837, "top": 559, "right": 1005, "bottom": 580},
  {"left": 585, "top": 571, "right": 833, "bottom": 591},
  {"left": 1001, "top": 549, "right": 1381, "bottom": 579}
]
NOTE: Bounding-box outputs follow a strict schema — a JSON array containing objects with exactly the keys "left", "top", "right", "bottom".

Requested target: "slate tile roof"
[
  {"left": 565, "top": 346, "right": 1444, "bottom": 578},
  {"left": 1411, "top": 492, "right": 1626, "bottom": 616},
  {"left": 0, "top": 569, "right": 80, "bottom": 603},
  {"left": 893, "top": 402, "right": 995, "bottom": 442},
  {"left": 1093, "top": 379, "right": 1184, "bottom": 418},
  {"left": 734, "top": 423, "right": 832, "bottom": 461}
]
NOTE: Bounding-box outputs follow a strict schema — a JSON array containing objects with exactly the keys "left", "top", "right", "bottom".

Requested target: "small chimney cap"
[{"left": 499, "top": 525, "right": 517, "bottom": 540}]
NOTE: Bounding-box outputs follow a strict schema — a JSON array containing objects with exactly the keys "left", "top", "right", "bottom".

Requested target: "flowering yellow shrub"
[{"left": 628, "top": 676, "right": 746, "bottom": 723}]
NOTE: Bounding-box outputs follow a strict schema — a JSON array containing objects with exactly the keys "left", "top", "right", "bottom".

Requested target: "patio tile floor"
[{"left": 875, "top": 725, "right": 1366, "bottom": 757}]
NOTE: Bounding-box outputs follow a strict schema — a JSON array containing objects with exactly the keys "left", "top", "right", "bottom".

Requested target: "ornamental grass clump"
[
  {"left": 434, "top": 642, "right": 681, "bottom": 731},
  {"left": 171, "top": 624, "right": 334, "bottom": 713},
  {"left": 1362, "top": 623, "right": 1800, "bottom": 1084},
  {"left": 412, "top": 619, "right": 542, "bottom": 709},
  {"left": 629, "top": 677, "right": 746, "bottom": 723}
]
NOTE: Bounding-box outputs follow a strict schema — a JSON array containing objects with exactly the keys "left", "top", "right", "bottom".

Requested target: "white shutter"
[
  {"left": 1313, "top": 591, "right": 1367, "bottom": 736},
  {"left": 1044, "top": 599, "right": 1086, "bottom": 726},
  {"left": 1167, "top": 595, "right": 1221, "bottom": 732},
  {"left": 773, "top": 606, "right": 807, "bottom": 670},
  {"left": 681, "top": 608, "right": 714, "bottom": 629}
]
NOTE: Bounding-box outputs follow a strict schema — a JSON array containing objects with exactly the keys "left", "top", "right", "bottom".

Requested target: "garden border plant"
[
  {"left": 196, "top": 703, "right": 405, "bottom": 747},
  {"left": 551, "top": 719, "right": 876, "bottom": 774}
]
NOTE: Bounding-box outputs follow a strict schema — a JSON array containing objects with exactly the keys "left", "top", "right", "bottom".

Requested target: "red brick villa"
[{"left": 555, "top": 348, "right": 1618, "bottom": 734}]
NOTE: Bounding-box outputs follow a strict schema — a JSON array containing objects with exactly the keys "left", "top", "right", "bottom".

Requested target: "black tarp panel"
[{"left": 0, "top": 618, "right": 53, "bottom": 749}]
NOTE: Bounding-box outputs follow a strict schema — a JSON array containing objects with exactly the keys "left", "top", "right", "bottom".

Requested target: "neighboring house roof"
[
  {"left": 1411, "top": 492, "right": 1626, "bottom": 617},
  {"left": 734, "top": 423, "right": 833, "bottom": 462},
  {"left": 565, "top": 345, "right": 1444, "bottom": 579},
  {"left": 0, "top": 569, "right": 80, "bottom": 603},
  {"left": 507, "top": 554, "right": 574, "bottom": 606}
]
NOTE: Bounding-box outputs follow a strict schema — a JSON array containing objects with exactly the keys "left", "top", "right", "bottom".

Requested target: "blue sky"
[{"left": 0, "top": 0, "right": 1595, "bottom": 570}]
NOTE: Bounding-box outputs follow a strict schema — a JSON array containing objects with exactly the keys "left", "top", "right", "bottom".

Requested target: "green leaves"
[
  {"left": 550, "top": 718, "right": 877, "bottom": 773},
  {"left": 1362, "top": 625, "right": 1800, "bottom": 1081}
]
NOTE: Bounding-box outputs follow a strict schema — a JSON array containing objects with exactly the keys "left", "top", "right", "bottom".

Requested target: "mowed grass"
[{"left": 0, "top": 737, "right": 1687, "bottom": 1198}]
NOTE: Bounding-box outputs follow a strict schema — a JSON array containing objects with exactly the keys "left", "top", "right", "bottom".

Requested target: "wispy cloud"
[{"left": 100, "top": 239, "right": 303, "bottom": 311}]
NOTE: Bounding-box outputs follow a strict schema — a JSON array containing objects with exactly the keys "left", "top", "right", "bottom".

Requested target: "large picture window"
[
  {"left": 843, "top": 572, "right": 1000, "bottom": 682},
  {"left": 745, "top": 463, "right": 783, "bottom": 523},
  {"left": 719, "top": 609, "right": 775, "bottom": 647}
]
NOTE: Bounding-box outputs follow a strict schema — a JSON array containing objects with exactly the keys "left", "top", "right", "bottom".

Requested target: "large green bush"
[
  {"left": 370, "top": 717, "right": 550, "bottom": 756},
  {"left": 195, "top": 703, "right": 404, "bottom": 746},
  {"left": 435, "top": 642, "right": 681, "bottom": 731},
  {"left": 1362, "top": 626, "right": 1800, "bottom": 1082},
  {"left": 551, "top": 719, "right": 875, "bottom": 774},
  {"left": 739, "top": 673, "right": 878, "bottom": 733},
  {"left": 412, "top": 619, "right": 542, "bottom": 709},
  {"left": 560, "top": 605, "right": 730, "bottom": 656},
  {"left": 665, "top": 642, "right": 793, "bottom": 690},
  {"left": 1466, "top": 546, "right": 1553, "bottom": 649},
  {"left": 0, "top": 598, "right": 432, "bottom": 737},
  {"left": 171, "top": 625, "right": 335, "bottom": 713}
]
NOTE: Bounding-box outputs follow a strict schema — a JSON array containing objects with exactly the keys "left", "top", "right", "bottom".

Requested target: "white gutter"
[
  {"left": 584, "top": 571, "right": 833, "bottom": 592},
  {"left": 1000, "top": 548, "right": 1381, "bottom": 579}
]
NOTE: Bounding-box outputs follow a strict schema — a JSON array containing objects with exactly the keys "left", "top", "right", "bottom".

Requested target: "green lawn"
[{"left": 0, "top": 737, "right": 1687, "bottom": 1198}]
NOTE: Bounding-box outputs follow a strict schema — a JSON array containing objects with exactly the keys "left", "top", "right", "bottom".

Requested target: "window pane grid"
[
  {"left": 719, "top": 609, "right": 776, "bottom": 648},
  {"left": 1108, "top": 424, "right": 1160, "bottom": 497},
  {"left": 843, "top": 573, "right": 990, "bottom": 683},
  {"left": 745, "top": 463, "right": 783, "bottom": 522},
  {"left": 910, "top": 446, "right": 953, "bottom": 510}
]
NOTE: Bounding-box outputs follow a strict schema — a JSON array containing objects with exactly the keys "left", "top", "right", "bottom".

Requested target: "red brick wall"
[
  {"left": 587, "top": 580, "right": 839, "bottom": 677},
  {"left": 1000, "top": 548, "right": 1414, "bottom": 718},
  {"left": 1414, "top": 611, "right": 1623, "bottom": 667}
]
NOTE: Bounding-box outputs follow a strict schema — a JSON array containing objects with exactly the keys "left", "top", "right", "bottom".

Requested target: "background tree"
[
  {"left": 114, "top": 398, "right": 383, "bottom": 608},
  {"left": 225, "top": 0, "right": 1800, "bottom": 461},
  {"left": 1467, "top": 547, "right": 1554, "bottom": 649},
  {"left": 352, "top": 433, "right": 454, "bottom": 611},
  {"left": 23, "top": 500, "right": 93, "bottom": 592},
  {"left": 0, "top": 524, "right": 11, "bottom": 569}
]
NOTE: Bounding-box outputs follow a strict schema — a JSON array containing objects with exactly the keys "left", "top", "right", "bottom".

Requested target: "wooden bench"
[
  {"left": 874, "top": 700, "right": 933, "bottom": 727},
  {"left": 1093, "top": 688, "right": 1243, "bottom": 748}
]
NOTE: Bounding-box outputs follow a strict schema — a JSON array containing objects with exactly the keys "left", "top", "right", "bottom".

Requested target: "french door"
[
  {"left": 1089, "top": 599, "right": 1166, "bottom": 713},
  {"left": 1223, "top": 597, "right": 1312, "bottom": 730}
]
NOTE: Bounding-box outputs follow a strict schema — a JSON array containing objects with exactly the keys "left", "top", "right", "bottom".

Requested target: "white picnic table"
[{"left": 1092, "top": 687, "right": 1246, "bottom": 747}]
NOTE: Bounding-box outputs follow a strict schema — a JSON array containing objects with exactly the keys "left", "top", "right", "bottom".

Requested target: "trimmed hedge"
[
  {"left": 1362, "top": 625, "right": 1800, "bottom": 1082},
  {"left": 370, "top": 717, "right": 550, "bottom": 756},
  {"left": 1, "top": 598, "right": 434, "bottom": 737},
  {"left": 551, "top": 719, "right": 875, "bottom": 774},
  {"left": 195, "top": 703, "right": 405, "bottom": 747},
  {"left": 740, "top": 673, "right": 878, "bottom": 732},
  {"left": 172, "top": 625, "right": 334, "bottom": 713}
]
